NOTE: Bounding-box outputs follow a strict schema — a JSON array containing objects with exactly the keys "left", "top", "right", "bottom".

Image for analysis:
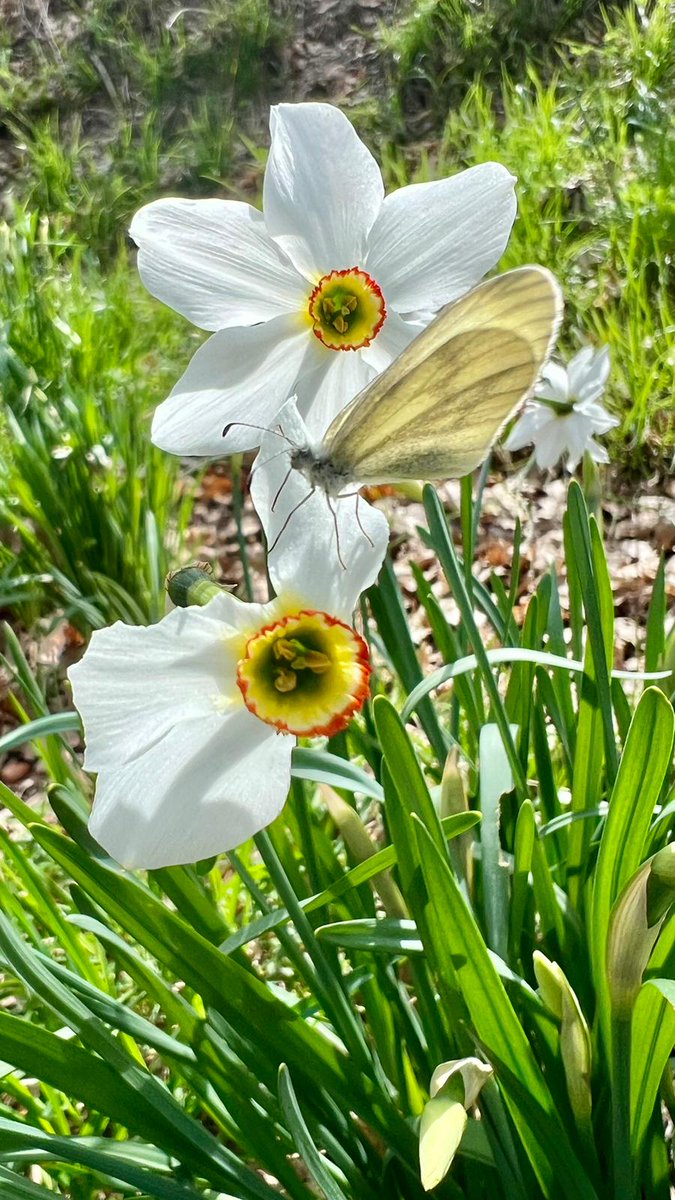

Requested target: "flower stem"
[
  {"left": 231, "top": 453, "right": 254, "bottom": 602},
  {"left": 612, "top": 1013, "right": 634, "bottom": 1200}
]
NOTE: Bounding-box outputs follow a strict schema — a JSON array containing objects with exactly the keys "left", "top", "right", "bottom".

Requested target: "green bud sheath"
[{"left": 166, "top": 563, "right": 226, "bottom": 609}]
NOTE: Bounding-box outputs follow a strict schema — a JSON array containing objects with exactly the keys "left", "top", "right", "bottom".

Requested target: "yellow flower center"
[
  {"left": 308, "top": 268, "right": 386, "bottom": 351},
  {"left": 237, "top": 610, "right": 371, "bottom": 737}
]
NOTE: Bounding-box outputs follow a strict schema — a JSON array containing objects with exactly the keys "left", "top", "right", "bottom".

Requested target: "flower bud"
[
  {"left": 440, "top": 748, "right": 474, "bottom": 891},
  {"left": 420, "top": 1058, "right": 493, "bottom": 1191},
  {"left": 607, "top": 847, "right": 675, "bottom": 1018},
  {"left": 534, "top": 952, "right": 592, "bottom": 1126},
  {"left": 321, "top": 785, "right": 406, "bottom": 918},
  {"left": 166, "top": 562, "right": 229, "bottom": 609}
]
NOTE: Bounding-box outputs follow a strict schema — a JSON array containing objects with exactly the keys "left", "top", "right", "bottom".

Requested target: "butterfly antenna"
[
  {"left": 222, "top": 420, "right": 295, "bottom": 443},
  {"left": 249, "top": 445, "right": 294, "bottom": 481},
  {"left": 267, "top": 487, "right": 316, "bottom": 556},
  {"left": 327, "top": 497, "right": 347, "bottom": 571}
]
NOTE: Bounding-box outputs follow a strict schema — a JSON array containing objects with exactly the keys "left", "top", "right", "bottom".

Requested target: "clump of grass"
[
  {"left": 1, "top": 480, "right": 675, "bottom": 1198},
  {"left": 1, "top": 0, "right": 286, "bottom": 256},
  {"left": 380, "top": 0, "right": 628, "bottom": 125},
  {"left": 0, "top": 208, "right": 197, "bottom": 630},
  {"left": 377, "top": 1, "right": 675, "bottom": 469}
]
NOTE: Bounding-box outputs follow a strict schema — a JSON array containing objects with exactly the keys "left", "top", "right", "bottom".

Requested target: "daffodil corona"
[
  {"left": 130, "top": 102, "right": 517, "bottom": 457},
  {"left": 237, "top": 609, "right": 370, "bottom": 737},
  {"left": 308, "top": 268, "right": 386, "bottom": 351}
]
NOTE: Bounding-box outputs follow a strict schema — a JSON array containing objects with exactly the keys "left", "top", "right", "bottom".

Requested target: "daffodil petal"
[
  {"left": 563, "top": 413, "right": 595, "bottom": 470},
  {"left": 89, "top": 709, "right": 294, "bottom": 869},
  {"left": 360, "top": 309, "right": 421, "bottom": 373},
  {"left": 537, "top": 360, "right": 570, "bottom": 403},
  {"left": 263, "top": 103, "right": 384, "bottom": 279},
  {"left": 151, "top": 314, "right": 314, "bottom": 456},
  {"left": 532, "top": 418, "right": 565, "bottom": 469},
  {"left": 574, "top": 345, "right": 611, "bottom": 400},
  {"left": 364, "top": 163, "right": 517, "bottom": 312},
  {"left": 504, "top": 405, "right": 551, "bottom": 451},
  {"left": 130, "top": 198, "right": 307, "bottom": 331},
  {"left": 67, "top": 593, "right": 267, "bottom": 773},
  {"left": 294, "top": 339, "right": 376, "bottom": 441},
  {"left": 251, "top": 399, "right": 389, "bottom": 619},
  {"left": 585, "top": 436, "right": 611, "bottom": 464},
  {"left": 566, "top": 345, "right": 596, "bottom": 392}
]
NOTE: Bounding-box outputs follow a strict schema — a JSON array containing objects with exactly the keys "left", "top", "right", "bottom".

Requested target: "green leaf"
[
  {"left": 218, "top": 812, "right": 480, "bottom": 956},
  {"left": 510, "top": 801, "right": 536, "bottom": 962},
  {"left": 373, "top": 697, "right": 446, "bottom": 858},
  {"left": 291, "top": 747, "right": 383, "bottom": 801},
  {"left": 423, "top": 486, "right": 527, "bottom": 799},
  {"left": 591, "top": 688, "right": 675, "bottom": 1054},
  {"left": 29, "top": 825, "right": 411, "bottom": 1158},
  {"left": 368, "top": 556, "right": 448, "bottom": 763},
  {"left": 278, "top": 1065, "right": 350, "bottom": 1200},
  {"left": 564, "top": 484, "right": 622, "bottom": 908},
  {"left": 0, "top": 1166, "right": 70, "bottom": 1200},
  {"left": 0, "top": 1115, "right": 204, "bottom": 1200},
  {"left": 645, "top": 556, "right": 666, "bottom": 674},
  {"left": 0, "top": 908, "right": 276, "bottom": 1200},
  {"left": 0, "top": 711, "right": 81, "bottom": 755},
  {"left": 479, "top": 724, "right": 518, "bottom": 959},
  {"left": 631, "top": 982, "right": 675, "bottom": 1194},
  {"left": 411, "top": 817, "right": 598, "bottom": 1199}
]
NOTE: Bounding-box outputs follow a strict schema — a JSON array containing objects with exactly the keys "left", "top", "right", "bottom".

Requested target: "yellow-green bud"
[
  {"left": 166, "top": 563, "right": 230, "bottom": 609},
  {"left": 607, "top": 848, "right": 675, "bottom": 1017},
  {"left": 534, "top": 952, "right": 592, "bottom": 1127}
]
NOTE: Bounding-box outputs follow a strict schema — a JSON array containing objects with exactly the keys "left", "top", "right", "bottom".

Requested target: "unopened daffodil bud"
[
  {"left": 534, "top": 952, "right": 592, "bottom": 1127},
  {"left": 419, "top": 1057, "right": 493, "bottom": 1191},
  {"left": 607, "top": 845, "right": 675, "bottom": 1018},
  {"left": 166, "top": 562, "right": 229, "bottom": 609}
]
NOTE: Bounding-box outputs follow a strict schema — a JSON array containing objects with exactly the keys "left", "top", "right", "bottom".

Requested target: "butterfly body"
[{"left": 289, "top": 446, "right": 354, "bottom": 497}]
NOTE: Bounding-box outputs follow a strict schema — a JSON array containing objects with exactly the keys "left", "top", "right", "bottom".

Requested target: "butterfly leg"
[
  {"left": 335, "top": 490, "right": 376, "bottom": 550},
  {"left": 270, "top": 464, "right": 293, "bottom": 513},
  {"left": 354, "top": 493, "right": 375, "bottom": 548},
  {"left": 327, "top": 497, "right": 347, "bottom": 571},
  {"left": 266, "top": 486, "right": 316, "bottom": 555}
]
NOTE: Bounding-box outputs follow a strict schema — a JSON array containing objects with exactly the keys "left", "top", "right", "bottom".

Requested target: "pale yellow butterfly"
[{"left": 289, "top": 264, "right": 563, "bottom": 494}]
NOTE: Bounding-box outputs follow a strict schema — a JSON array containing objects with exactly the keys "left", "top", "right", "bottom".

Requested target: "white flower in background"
[
  {"left": 505, "top": 345, "right": 617, "bottom": 470},
  {"left": 68, "top": 488, "right": 387, "bottom": 870},
  {"left": 130, "top": 102, "right": 517, "bottom": 457}
]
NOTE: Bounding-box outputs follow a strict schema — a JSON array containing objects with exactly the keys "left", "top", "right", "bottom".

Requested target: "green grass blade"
[
  {"left": 0, "top": 1116, "right": 204, "bottom": 1200},
  {"left": 368, "top": 556, "right": 448, "bottom": 763},
  {"left": 278, "top": 1065, "right": 351, "bottom": 1200},
  {"left": 630, "top": 981, "right": 675, "bottom": 1188},
  {"left": 424, "top": 486, "right": 527, "bottom": 798}
]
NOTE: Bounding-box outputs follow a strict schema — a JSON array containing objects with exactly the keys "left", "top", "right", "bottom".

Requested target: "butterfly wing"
[{"left": 323, "top": 265, "right": 563, "bottom": 483}]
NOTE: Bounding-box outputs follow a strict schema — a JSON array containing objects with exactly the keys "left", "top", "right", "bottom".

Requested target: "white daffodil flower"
[
  {"left": 130, "top": 102, "right": 517, "bottom": 457},
  {"left": 505, "top": 345, "right": 618, "bottom": 471},
  {"left": 68, "top": 488, "right": 387, "bottom": 871}
]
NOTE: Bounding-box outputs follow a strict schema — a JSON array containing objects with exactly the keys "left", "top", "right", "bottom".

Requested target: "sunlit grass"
[
  {"left": 0, "top": 209, "right": 197, "bottom": 629},
  {"left": 0, "top": 0, "right": 673, "bottom": 614}
]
